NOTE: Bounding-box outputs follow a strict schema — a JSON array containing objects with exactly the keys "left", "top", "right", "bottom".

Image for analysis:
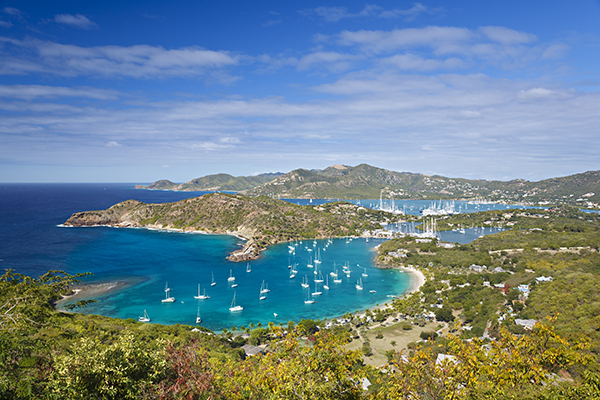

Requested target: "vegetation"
[{"left": 2, "top": 265, "right": 599, "bottom": 398}]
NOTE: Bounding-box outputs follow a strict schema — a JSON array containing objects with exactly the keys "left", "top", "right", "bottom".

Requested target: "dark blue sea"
[{"left": 0, "top": 184, "right": 410, "bottom": 330}]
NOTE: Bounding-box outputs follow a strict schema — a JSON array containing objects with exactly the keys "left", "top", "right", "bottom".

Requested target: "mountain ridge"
[{"left": 138, "top": 164, "right": 600, "bottom": 207}]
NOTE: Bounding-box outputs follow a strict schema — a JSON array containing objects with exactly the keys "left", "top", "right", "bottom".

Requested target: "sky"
[{"left": 1, "top": 0, "right": 599, "bottom": 183}]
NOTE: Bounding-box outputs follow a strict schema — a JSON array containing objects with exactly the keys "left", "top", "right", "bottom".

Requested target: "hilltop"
[
  {"left": 139, "top": 164, "right": 600, "bottom": 207},
  {"left": 63, "top": 193, "right": 398, "bottom": 261}
]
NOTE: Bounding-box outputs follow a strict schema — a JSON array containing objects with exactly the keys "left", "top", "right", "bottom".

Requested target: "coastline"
[
  {"left": 399, "top": 265, "right": 426, "bottom": 294},
  {"left": 55, "top": 281, "right": 128, "bottom": 310}
]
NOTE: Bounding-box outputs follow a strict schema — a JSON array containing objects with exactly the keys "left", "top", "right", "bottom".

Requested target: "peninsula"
[{"left": 64, "top": 192, "right": 401, "bottom": 261}]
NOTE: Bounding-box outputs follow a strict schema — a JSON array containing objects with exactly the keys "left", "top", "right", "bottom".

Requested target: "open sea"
[{"left": 0, "top": 183, "right": 539, "bottom": 331}]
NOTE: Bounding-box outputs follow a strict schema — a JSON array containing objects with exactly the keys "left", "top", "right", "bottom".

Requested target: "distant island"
[
  {"left": 64, "top": 193, "right": 402, "bottom": 261},
  {"left": 137, "top": 163, "right": 600, "bottom": 208}
]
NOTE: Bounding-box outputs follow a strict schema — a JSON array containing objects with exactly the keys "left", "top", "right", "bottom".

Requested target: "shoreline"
[
  {"left": 55, "top": 281, "right": 129, "bottom": 309},
  {"left": 348, "top": 265, "right": 425, "bottom": 320},
  {"left": 54, "top": 266, "right": 425, "bottom": 330}
]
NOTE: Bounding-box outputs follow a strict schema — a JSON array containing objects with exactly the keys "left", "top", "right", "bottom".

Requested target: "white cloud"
[
  {"left": 311, "top": 6, "right": 351, "bottom": 22},
  {"left": 300, "top": 3, "right": 438, "bottom": 23},
  {"left": 479, "top": 26, "right": 537, "bottom": 45},
  {"left": 54, "top": 14, "right": 98, "bottom": 30},
  {"left": 297, "top": 51, "right": 356, "bottom": 72},
  {"left": 2, "top": 71, "right": 597, "bottom": 182},
  {"left": 541, "top": 43, "right": 570, "bottom": 59},
  {"left": 0, "top": 38, "right": 240, "bottom": 79},
  {"left": 263, "top": 19, "right": 282, "bottom": 27},
  {"left": 458, "top": 110, "right": 481, "bottom": 119},
  {"left": 381, "top": 54, "right": 467, "bottom": 71},
  {"left": 378, "top": 3, "right": 441, "bottom": 21},
  {"left": 516, "top": 87, "right": 572, "bottom": 101},
  {"left": 0, "top": 84, "right": 118, "bottom": 100},
  {"left": 0, "top": 19, "right": 12, "bottom": 28},
  {"left": 337, "top": 27, "right": 473, "bottom": 54},
  {"left": 106, "top": 141, "right": 122, "bottom": 147},
  {"left": 3, "top": 7, "right": 22, "bottom": 16}
]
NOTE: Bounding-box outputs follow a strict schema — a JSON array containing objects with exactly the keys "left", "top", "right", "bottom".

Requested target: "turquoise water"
[{"left": 65, "top": 227, "right": 408, "bottom": 330}]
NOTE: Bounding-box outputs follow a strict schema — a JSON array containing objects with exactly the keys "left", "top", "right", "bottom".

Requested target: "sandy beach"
[
  {"left": 55, "top": 281, "right": 128, "bottom": 309},
  {"left": 343, "top": 266, "right": 426, "bottom": 321},
  {"left": 398, "top": 265, "right": 426, "bottom": 294}
]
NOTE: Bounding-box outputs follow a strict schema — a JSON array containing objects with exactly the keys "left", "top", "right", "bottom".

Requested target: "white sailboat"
[
  {"left": 260, "top": 280, "right": 270, "bottom": 294},
  {"left": 259, "top": 286, "right": 267, "bottom": 301},
  {"left": 138, "top": 309, "right": 150, "bottom": 322},
  {"left": 301, "top": 274, "right": 309, "bottom": 288},
  {"left": 314, "top": 271, "right": 324, "bottom": 283},
  {"left": 162, "top": 282, "right": 176, "bottom": 303},
  {"left": 330, "top": 263, "right": 338, "bottom": 277},
  {"left": 211, "top": 272, "right": 216, "bottom": 286},
  {"left": 228, "top": 269, "right": 236, "bottom": 282},
  {"left": 229, "top": 292, "right": 243, "bottom": 312},
  {"left": 323, "top": 275, "right": 329, "bottom": 290},
  {"left": 246, "top": 263, "right": 251, "bottom": 273},
  {"left": 307, "top": 257, "right": 313, "bottom": 268},
  {"left": 356, "top": 278, "right": 364, "bottom": 290},
  {"left": 289, "top": 268, "right": 296, "bottom": 279},
  {"left": 196, "top": 306, "right": 202, "bottom": 323},
  {"left": 194, "top": 284, "right": 210, "bottom": 300},
  {"left": 333, "top": 270, "right": 342, "bottom": 283},
  {"left": 304, "top": 290, "right": 315, "bottom": 304},
  {"left": 312, "top": 282, "right": 322, "bottom": 296},
  {"left": 362, "top": 267, "right": 368, "bottom": 277},
  {"left": 314, "top": 248, "right": 322, "bottom": 264}
]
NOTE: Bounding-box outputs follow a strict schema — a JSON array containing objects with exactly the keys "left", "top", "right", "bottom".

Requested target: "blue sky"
[{"left": 1, "top": 1, "right": 599, "bottom": 183}]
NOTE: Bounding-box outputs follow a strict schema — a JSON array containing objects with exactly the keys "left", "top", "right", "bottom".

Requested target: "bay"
[{"left": 1, "top": 183, "right": 531, "bottom": 331}]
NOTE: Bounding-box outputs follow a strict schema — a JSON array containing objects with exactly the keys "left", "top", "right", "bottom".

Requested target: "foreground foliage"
[{"left": 1, "top": 267, "right": 599, "bottom": 399}]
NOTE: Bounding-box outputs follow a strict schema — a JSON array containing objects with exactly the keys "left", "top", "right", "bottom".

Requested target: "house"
[
  {"left": 436, "top": 354, "right": 458, "bottom": 365},
  {"left": 515, "top": 319, "right": 537, "bottom": 330},
  {"left": 241, "top": 344, "right": 265, "bottom": 357},
  {"left": 469, "top": 264, "right": 487, "bottom": 273},
  {"left": 517, "top": 284, "right": 530, "bottom": 293},
  {"left": 536, "top": 276, "right": 553, "bottom": 283}
]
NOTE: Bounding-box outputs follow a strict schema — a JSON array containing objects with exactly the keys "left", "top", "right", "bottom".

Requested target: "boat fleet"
[{"left": 142, "top": 237, "right": 381, "bottom": 325}]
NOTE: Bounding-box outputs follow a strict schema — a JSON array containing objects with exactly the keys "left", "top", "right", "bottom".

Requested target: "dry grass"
[{"left": 346, "top": 320, "right": 443, "bottom": 367}]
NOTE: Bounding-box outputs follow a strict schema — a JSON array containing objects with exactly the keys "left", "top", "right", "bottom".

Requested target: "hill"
[
  {"left": 63, "top": 193, "right": 398, "bottom": 261},
  {"left": 135, "top": 172, "right": 283, "bottom": 191},
  {"left": 136, "top": 164, "right": 600, "bottom": 207},
  {"left": 242, "top": 164, "right": 600, "bottom": 207}
]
